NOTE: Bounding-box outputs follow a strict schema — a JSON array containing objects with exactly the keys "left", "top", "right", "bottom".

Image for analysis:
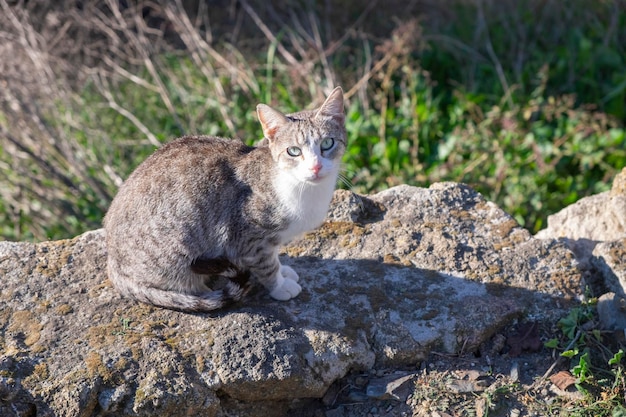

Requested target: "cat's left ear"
[
  {"left": 257, "top": 104, "right": 290, "bottom": 140},
  {"left": 314, "top": 86, "right": 345, "bottom": 123}
]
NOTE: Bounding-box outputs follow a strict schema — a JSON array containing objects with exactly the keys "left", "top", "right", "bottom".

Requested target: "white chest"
[{"left": 273, "top": 173, "right": 337, "bottom": 243}]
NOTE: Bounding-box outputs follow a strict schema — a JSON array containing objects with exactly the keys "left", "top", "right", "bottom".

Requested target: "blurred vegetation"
[{"left": 0, "top": 0, "right": 625, "bottom": 241}]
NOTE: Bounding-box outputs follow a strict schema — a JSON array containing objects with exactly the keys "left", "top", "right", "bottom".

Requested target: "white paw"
[
  {"left": 269, "top": 275, "right": 302, "bottom": 301},
  {"left": 280, "top": 265, "right": 300, "bottom": 282}
]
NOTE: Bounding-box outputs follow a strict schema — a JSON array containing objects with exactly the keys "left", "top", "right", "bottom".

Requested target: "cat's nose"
[{"left": 311, "top": 162, "right": 322, "bottom": 176}]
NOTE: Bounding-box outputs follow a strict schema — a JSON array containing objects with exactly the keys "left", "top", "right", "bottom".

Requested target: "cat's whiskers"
[{"left": 337, "top": 172, "right": 353, "bottom": 190}]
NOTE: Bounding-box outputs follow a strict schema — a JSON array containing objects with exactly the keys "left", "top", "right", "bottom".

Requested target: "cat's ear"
[
  {"left": 314, "top": 86, "right": 344, "bottom": 123},
  {"left": 257, "top": 104, "right": 290, "bottom": 140}
]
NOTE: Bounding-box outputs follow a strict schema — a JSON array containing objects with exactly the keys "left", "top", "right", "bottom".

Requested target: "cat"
[{"left": 103, "top": 87, "right": 346, "bottom": 312}]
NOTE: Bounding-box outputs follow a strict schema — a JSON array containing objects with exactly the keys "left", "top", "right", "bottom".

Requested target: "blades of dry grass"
[
  {"left": 238, "top": 0, "right": 301, "bottom": 70},
  {"left": 92, "top": 72, "right": 161, "bottom": 147},
  {"left": 477, "top": 0, "right": 514, "bottom": 109}
]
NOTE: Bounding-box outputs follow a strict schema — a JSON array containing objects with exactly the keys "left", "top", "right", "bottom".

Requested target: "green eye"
[
  {"left": 286, "top": 146, "right": 302, "bottom": 157},
  {"left": 321, "top": 137, "right": 335, "bottom": 151}
]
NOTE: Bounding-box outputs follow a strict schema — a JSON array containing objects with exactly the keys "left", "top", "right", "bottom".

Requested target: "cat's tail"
[{"left": 120, "top": 280, "right": 249, "bottom": 312}]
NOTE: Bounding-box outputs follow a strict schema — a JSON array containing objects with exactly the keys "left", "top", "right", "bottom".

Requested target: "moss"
[
  {"left": 196, "top": 355, "right": 205, "bottom": 373},
  {"left": 85, "top": 351, "right": 104, "bottom": 376},
  {"left": 114, "top": 356, "right": 129, "bottom": 373},
  {"left": 88, "top": 282, "right": 111, "bottom": 299},
  {"left": 55, "top": 304, "right": 73, "bottom": 315},
  {"left": 84, "top": 351, "right": 117, "bottom": 383},
  {"left": 283, "top": 246, "right": 306, "bottom": 257},
  {"left": 33, "top": 363, "right": 49, "bottom": 380},
  {"left": 86, "top": 321, "right": 119, "bottom": 349},
  {"left": 487, "top": 264, "right": 502, "bottom": 275},
  {"left": 316, "top": 221, "right": 366, "bottom": 239},
  {"left": 31, "top": 344, "right": 46, "bottom": 354},
  {"left": 383, "top": 253, "right": 412, "bottom": 267},
  {"left": 134, "top": 387, "right": 147, "bottom": 405},
  {"left": 22, "top": 362, "right": 51, "bottom": 390},
  {"left": 165, "top": 337, "right": 180, "bottom": 350},
  {"left": 8, "top": 310, "right": 42, "bottom": 347},
  {"left": 34, "top": 240, "right": 74, "bottom": 277},
  {"left": 491, "top": 218, "right": 520, "bottom": 239}
]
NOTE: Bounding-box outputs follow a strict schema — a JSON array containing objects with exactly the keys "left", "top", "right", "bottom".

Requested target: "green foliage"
[
  {"left": 1, "top": 0, "right": 625, "bottom": 240},
  {"left": 545, "top": 298, "right": 626, "bottom": 414}
]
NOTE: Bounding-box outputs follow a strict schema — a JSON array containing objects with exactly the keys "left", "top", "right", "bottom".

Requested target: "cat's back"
[
  {"left": 134, "top": 135, "right": 252, "bottom": 177},
  {"left": 104, "top": 136, "right": 263, "bottom": 226}
]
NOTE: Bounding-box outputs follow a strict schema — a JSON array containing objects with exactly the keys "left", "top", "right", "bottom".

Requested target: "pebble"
[
  {"left": 509, "top": 361, "right": 519, "bottom": 382},
  {"left": 347, "top": 390, "right": 369, "bottom": 402}
]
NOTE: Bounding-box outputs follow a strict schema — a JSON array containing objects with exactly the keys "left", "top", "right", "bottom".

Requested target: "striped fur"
[{"left": 104, "top": 87, "right": 345, "bottom": 312}]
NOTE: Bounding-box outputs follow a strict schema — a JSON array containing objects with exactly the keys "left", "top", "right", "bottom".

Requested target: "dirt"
[{"left": 290, "top": 321, "right": 615, "bottom": 417}]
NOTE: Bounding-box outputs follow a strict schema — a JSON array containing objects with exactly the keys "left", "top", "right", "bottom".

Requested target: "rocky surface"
[
  {"left": 535, "top": 168, "right": 626, "bottom": 242},
  {"left": 535, "top": 168, "right": 626, "bottom": 332},
  {"left": 0, "top": 182, "right": 598, "bottom": 416}
]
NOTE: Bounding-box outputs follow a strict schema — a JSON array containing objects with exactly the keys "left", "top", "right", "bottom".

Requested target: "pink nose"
[{"left": 311, "top": 163, "right": 322, "bottom": 175}]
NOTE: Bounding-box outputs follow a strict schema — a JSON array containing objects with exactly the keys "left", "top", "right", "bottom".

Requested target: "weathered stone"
[
  {"left": 596, "top": 292, "right": 626, "bottom": 331},
  {"left": 536, "top": 168, "right": 626, "bottom": 242},
  {"left": 0, "top": 183, "right": 583, "bottom": 416},
  {"left": 592, "top": 240, "right": 626, "bottom": 297},
  {"left": 535, "top": 169, "right": 626, "bottom": 301},
  {"left": 365, "top": 372, "right": 415, "bottom": 400}
]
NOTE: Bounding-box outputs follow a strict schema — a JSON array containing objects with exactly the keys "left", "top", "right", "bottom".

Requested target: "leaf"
[
  {"left": 609, "top": 349, "right": 624, "bottom": 366},
  {"left": 572, "top": 352, "right": 590, "bottom": 383},
  {"left": 561, "top": 349, "right": 578, "bottom": 358},
  {"left": 544, "top": 338, "right": 559, "bottom": 349},
  {"left": 549, "top": 370, "right": 576, "bottom": 390}
]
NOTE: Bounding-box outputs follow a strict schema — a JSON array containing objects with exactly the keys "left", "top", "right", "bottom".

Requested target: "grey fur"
[{"left": 104, "top": 87, "right": 346, "bottom": 312}]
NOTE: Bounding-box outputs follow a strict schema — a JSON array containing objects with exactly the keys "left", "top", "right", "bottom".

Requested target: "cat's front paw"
[
  {"left": 269, "top": 275, "right": 302, "bottom": 301},
  {"left": 280, "top": 265, "right": 300, "bottom": 282}
]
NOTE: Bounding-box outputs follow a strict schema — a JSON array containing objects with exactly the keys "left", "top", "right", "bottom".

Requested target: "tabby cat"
[{"left": 103, "top": 87, "right": 345, "bottom": 312}]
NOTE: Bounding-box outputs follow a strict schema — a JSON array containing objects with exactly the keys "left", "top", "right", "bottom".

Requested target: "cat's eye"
[
  {"left": 320, "top": 137, "right": 335, "bottom": 151},
  {"left": 286, "top": 146, "right": 302, "bottom": 157}
]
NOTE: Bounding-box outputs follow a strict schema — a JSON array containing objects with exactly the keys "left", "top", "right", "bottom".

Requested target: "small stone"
[
  {"left": 346, "top": 390, "right": 368, "bottom": 402},
  {"left": 446, "top": 379, "right": 488, "bottom": 394},
  {"left": 509, "top": 361, "right": 519, "bottom": 382},
  {"left": 366, "top": 372, "right": 415, "bottom": 400},
  {"left": 597, "top": 292, "right": 626, "bottom": 330}
]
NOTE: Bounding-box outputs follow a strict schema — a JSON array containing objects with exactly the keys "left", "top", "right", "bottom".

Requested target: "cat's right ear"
[{"left": 257, "top": 104, "right": 290, "bottom": 140}]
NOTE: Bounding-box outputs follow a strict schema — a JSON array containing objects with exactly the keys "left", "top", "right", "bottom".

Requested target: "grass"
[
  {"left": 540, "top": 298, "right": 626, "bottom": 416},
  {"left": 0, "top": 0, "right": 624, "bottom": 242}
]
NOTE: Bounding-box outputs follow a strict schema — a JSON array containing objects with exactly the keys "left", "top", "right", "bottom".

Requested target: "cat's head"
[{"left": 256, "top": 87, "right": 346, "bottom": 185}]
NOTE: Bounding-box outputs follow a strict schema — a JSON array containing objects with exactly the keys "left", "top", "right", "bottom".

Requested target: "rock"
[
  {"left": 365, "top": 372, "right": 415, "bottom": 400},
  {"left": 592, "top": 239, "right": 626, "bottom": 297},
  {"left": 0, "top": 183, "right": 583, "bottom": 416},
  {"left": 596, "top": 292, "right": 626, "bottom": 331},
  {"left": 535, "top": 169, "right": 626, "bottom": 299},
  {"left": 536, "top": 168, "right": 626, "bottom": 242}
]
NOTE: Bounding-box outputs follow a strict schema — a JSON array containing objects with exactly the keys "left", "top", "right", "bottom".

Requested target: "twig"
[
  {"left": 531, "top": 329, "right": 582, "bottom": 389},
  {"left": 238, "top": 0, "right": 303, "bottom": 72},
  {"left": 477, "top": 1, "right": 514, "bottom": 110},
  {"left": 94, "top": 72, "right": 161, "bottom": 147}
]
